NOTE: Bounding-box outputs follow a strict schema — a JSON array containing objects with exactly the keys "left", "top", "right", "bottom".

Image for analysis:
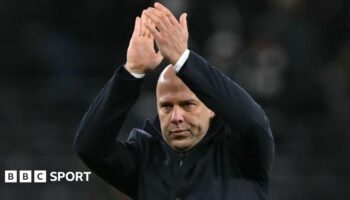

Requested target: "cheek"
[
  {"left": 159, "top": 114, "right": 170, "bottom": 133},
  {"left": 185, "top": 115, "right": 204, "bottom": 132},
  {"left": 190, "top": 112, "right": 211, "bottom": 132}
]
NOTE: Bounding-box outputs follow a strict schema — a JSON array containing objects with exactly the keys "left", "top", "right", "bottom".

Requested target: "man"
[{"left": 74, "top": 3, "right": 274, "bottom": 200}]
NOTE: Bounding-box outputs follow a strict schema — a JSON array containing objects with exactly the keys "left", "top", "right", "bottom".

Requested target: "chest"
[{"left": 136, "top": 142, "right": 260, "bottom": 200}]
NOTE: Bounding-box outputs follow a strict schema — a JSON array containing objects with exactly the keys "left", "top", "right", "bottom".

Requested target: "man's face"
[{"left": 156, "top": 68, "right": 215, "bottom": 152}]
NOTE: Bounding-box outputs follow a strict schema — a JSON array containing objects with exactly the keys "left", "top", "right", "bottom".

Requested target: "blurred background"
[{"left": 1, "top": 0, "right": 349, "bottom": 199}]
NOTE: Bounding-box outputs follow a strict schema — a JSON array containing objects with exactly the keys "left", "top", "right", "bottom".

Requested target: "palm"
[
  {"left": 126, "top": 16, "right": 163, "bottom": 74},
  {"left": 127, "top": 35, "right": 160, "bottom": 71}
]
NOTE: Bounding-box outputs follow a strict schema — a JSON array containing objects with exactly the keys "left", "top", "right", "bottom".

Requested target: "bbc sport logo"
[{"left": 4, "top": 170, "right": 91, "bottom": 183}]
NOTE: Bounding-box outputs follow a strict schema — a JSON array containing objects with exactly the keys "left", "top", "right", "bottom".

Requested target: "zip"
[
  {"left": 179, "top": 153, "right": 185, "bottom": 168},
  {"left": 146, "top": 121, "right": 187, "bottom": 168}
]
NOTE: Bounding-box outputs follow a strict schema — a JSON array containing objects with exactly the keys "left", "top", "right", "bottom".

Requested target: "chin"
[{"left": 171, "top": 141, "right": 192, "bottom": 152}]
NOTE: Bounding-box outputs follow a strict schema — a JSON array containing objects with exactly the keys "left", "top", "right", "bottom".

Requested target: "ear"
[{"left": 209, "top": 110, "right": 216, "bottom": 119}]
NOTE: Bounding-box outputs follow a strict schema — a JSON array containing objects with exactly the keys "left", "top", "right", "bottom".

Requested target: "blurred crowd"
[{"left": 1, "top": 0, "right": 349, "bottom": 199}]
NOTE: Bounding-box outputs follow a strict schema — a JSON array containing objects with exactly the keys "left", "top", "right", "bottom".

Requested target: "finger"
[
  {"left": 145, "top": 17, "right": 153, "bottom": 38},
  {"left": 144, "top": 8, "right": 167, "bottom": 32},
  {"left": 144, "top": 18, "right": 162, "bottom": 40},
  {"left": 144, "top": 21, "right": 151, "bottom": 38},
  {"left": 141, "top": 13, "right": 150, "bottom": 38},
  {"left": 132, "top": 17, "right": 141, "bottom": 37},
  {"left": 179, "top": 13, "right": 188, "bottom": 34},
  {"left": 150, "top": 7, "right": 174, "bottom": 30},
  {"left": 140, "top": 13, "right": 146, "bottom": 36},
  {"left": 154, "top": 2, "right": 179, "bottom": 26},
  {"left": 144, "top": 14, "right": 155, "bottom": 39}
]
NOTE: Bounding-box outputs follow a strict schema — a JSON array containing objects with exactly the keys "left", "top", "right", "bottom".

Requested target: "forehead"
[{"left": 156, "top": 80, "right": 198, "bottom": 102}]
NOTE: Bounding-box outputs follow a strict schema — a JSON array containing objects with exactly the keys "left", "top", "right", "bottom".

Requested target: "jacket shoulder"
[{"left": 127, "top": 128, "right": 159, "bottom": 148}]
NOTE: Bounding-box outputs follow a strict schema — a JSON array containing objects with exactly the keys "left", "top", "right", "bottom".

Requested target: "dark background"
[{"left": 1, "top": 0, "right": 349, "bottom": 199}]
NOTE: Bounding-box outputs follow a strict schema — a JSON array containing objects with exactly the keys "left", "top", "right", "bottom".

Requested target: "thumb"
[
  {"left": 132, "top": 17, "right": 141, "bottom": 37},
  {"left": 180, "top": 13, "right": 188, "bottom": 33}
]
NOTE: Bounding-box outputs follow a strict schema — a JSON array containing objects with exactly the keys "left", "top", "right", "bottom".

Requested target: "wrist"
[
  {"left": 169, "top": 48, "right": 188, "bottom": 65},
  {"left": 169, "top": 54, "right": 181, "bottom": 65},
  {"left": 123, "top": 64, "right": 145, "bottom": 78},
  {"left": 174, "top": 49, "right": 190, "bottom": 72},
  {"left": 125, "top": 62, "right": 145, "bottom": 74}
]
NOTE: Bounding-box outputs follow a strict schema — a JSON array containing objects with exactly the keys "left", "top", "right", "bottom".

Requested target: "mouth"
[{"left": 170, "top": 130, "right": 189, "bottom": 138}]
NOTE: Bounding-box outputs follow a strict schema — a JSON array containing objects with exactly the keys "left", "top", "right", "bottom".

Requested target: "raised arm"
[
  {"left": 145, "top": 2, "right": 274, "bottom": 181},
  {"left": 73, "top": 14, "right": 163, "bottom": 198},
  {"left": 177, "top": 52, "right": 274, "bottom": 182}
]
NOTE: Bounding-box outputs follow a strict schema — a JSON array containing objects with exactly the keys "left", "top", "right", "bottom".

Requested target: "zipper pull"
[{"left": 179, "top": 153, "right": 185, "bottom": 168}]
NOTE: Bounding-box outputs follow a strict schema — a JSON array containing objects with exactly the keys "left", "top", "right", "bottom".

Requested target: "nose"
[{"left": 170, "top": 106, "right": 184, "bottom": 124}]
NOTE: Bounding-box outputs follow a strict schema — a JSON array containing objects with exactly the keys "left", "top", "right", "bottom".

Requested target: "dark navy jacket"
[{"left": 74, "top": 51, "right": 275, "bottom": 200}]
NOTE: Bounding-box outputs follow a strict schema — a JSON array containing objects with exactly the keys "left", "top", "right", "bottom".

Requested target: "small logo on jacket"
[{"left": 4, "top": 170, "right": 91, "bottom": 183}]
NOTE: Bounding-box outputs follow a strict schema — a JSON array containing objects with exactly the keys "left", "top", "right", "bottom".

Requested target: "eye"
[
  {"left": 182, "top": 101, "right": 196, "bottom": 110},
  {"left": 160, "top": 103, "right": 173, "bottom": 112}
]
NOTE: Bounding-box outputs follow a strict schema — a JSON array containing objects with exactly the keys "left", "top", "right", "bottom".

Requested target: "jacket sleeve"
[
  {"left": 177, "top": 51, "right": 275, "bottom": 182},
  {"left": 73, "top": 66, "right": 143, "bottom": 198}
]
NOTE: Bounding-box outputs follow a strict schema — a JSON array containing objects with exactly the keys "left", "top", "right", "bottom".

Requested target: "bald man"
[
  {"left": 156, "top": 66, "right": 215, "bottom": 152},
  {"left": 74, "top": 3, "right": 274, "bottom": 200}
]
